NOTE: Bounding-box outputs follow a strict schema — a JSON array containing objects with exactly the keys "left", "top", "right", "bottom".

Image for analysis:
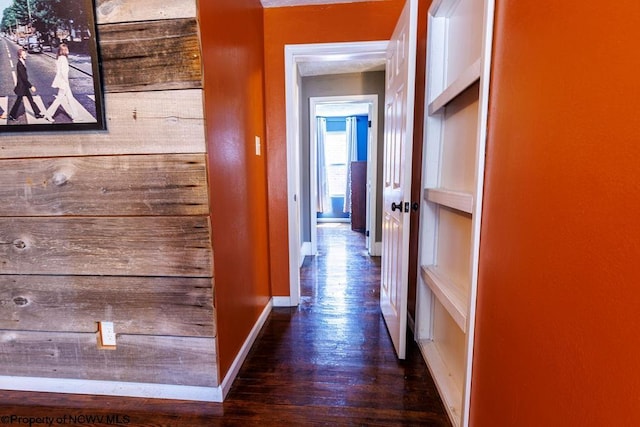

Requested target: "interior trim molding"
[
  {"left": 0, "top": 376, "right": 223, "bottom": 402},
  {"left": 0, "top": 300, "right": 274, "bottom": 403},
  {"left": 272, "top": 296, "right": 294, "bottom": 307},
  {"left": 285, "top": 40, "right": 389, "bottom": 306},
  {"left": 369, "top": 241, "right": 382, "bottom": 256},
  {"left": 219, "top": 298, "right": 273, "bottom": 399}
]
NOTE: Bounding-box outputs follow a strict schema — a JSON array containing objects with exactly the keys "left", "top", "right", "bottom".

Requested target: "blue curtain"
[{"left": 343, "top": 116, "right": 358, "bottom": 213}]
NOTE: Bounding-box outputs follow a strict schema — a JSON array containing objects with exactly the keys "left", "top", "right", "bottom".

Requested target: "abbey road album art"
[{"left": 0, "top": 0, "right": 105, "bottom": 132}]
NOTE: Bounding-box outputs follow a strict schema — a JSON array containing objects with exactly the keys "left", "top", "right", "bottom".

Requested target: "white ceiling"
[
  {"left": 298, "top": 58, "right": 385, "bottom": 77},
  {"left": 316, "top": 102, "right": 370, "bottom": 117},
  {"left": 261, "top": 0, "right": 377, "bottom": 8}
]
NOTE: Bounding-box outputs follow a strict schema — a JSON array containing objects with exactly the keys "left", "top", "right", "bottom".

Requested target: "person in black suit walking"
[{"left": 8, "top": 48, "right": 44, "bottom": 121}]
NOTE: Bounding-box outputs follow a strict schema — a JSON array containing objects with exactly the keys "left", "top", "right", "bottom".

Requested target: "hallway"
[
  {"left": 0, "top": 224, "right": 451, "bottom": 426},
  {"left": 223, "top": 223, "right": 451, "bottom": 425}
]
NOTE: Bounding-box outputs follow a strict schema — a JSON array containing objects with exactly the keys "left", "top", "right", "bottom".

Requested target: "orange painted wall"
[
  {"left": 199, "top": 0, "right": 271, "bottom": 379},
  {"left": 263, "top": 1, "right": 406, "bottom": 295},
  {"left": 471, "top": 1, "right": 640, "bottom": 425}
]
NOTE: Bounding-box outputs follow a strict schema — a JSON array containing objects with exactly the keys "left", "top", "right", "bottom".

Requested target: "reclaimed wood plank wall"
[{"left": 0, "top": 0, "right": 218, "bottom": 387}]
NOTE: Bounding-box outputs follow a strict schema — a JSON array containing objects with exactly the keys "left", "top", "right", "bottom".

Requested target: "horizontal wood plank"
[
  {"left": 418, "top": 339, "right": 463, "bottom": 427},
  {"left": 0, "top": 217, "right": 212, "bottom": 277},
  {"left": 425, "top": 188, "right": 474, "bottom": 214},
  {"left": 0, "top": 154, "right": 209, "bottom": 216},
  {"left": 0, "top": 90, "right": 205, "bottom": 159},
  {"left": 420, "top": 265, "right": 467, "bottom": 332},
  {"left": 0, "top": 275, "right": 214, "bottom": 337},
  {"left": 428, "top": 58, "right": 481, "bottom": 115},
  {"left": 0, "top": 331, "right": 217, "bottom": 387},
  {"left": 99, "top": 18, "right": 202, "bottom": 92},
  {"left": 96, "top": 0, "right": 197, "bottom": 24}
]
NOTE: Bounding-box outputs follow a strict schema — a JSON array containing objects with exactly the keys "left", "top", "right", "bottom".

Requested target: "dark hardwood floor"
[{"left": 0, "top": 223, "right": 451, "bottom": 426}]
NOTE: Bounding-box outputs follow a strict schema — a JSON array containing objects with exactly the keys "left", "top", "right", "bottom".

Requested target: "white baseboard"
[
  {"left": 0, "top": 376, "right": 223, "bottom": 402},
  {"left": 219, "top": 298, "right": 272, "bottom": 399},
  {"left": 300, "top": 242, "right": 312, "bottom": 267},
  {"left": 0, "top": 300, "right": 275, "bottom": 403},
  {"left": 272, "top": 296, "right": 296, "bottom": 307},
  {"left": 369, "top": 241, "right": 382, "bottom": 256},
  {"left": 317, "top": 218, "right": 350, "bottom": 223},
  {"left": 301, "top": 241, "right": 312, "bottom": 257}
]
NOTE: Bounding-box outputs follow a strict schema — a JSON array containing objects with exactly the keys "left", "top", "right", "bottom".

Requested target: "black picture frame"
[{"left": 0, "top": 0, "right": 105, "bottom": 132}]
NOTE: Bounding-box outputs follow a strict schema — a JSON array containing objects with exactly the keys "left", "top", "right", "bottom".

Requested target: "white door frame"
[
  {"left": 283, "top": 41, "right": 388, "bottom": 306},
  {"left": 309, "top": 95, "right": 379, "bottom": 257}
]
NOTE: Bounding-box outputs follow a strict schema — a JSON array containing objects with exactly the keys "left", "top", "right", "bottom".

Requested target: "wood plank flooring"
[{"left": 0, "top": 223, "right": 451, "bottom": 426}]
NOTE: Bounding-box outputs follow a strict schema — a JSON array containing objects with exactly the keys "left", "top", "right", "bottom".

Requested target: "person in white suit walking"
[{"left": 45, "top": 43, "right": 79, "bottom": 122}]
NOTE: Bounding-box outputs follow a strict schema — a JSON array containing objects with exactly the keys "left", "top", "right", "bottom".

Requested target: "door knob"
[{"left": 391, "top": 201, "right": 403, "bottom": 212}]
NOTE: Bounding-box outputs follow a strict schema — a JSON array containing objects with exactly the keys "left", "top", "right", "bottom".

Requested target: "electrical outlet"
[{"left": 98, "top": 321, "right": 117, "bottom": 349}]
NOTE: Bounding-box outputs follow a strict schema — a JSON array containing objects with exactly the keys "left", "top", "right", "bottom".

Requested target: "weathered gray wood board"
[
  {"left": 0, "top": 331, "right": 217, "bottom": 387},
  {"left": 100, "top": 18, "right": 202, "bottom": 92},
  {"left": 0, "top": 90, "right": 206, "bottom": 159},
  {"left": 0, "top": 275, "right": 214, "bottom": 337},
  {"left": 0, "top": 154, "right": 208, "bottom": 216},
  {"left": 0, "top": 217, "right": 212, "bottom": 277},
  {"left": 96, "top": 0, "right": 197, "bottom": 24}
]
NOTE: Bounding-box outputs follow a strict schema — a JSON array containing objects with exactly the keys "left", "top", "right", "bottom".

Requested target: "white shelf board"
[
  {"left": 425, "top": 188, "right": 473, "bottom": 214},
  {"left": 418, "top": 339, "right": 462, "bottom": 427},
  {"left": 420, "top": 265, "right": 467, "bottom": 332},
  {"left": 428, "top": 58, "right": 481, "bottom": 115}
]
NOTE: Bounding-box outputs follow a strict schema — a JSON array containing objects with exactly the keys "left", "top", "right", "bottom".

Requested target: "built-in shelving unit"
[{"left": 415, "top": 0, "right": 495, "bottom": 426}]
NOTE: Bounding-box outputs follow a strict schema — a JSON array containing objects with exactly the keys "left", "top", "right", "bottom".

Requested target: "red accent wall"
[
  {"left": 471, "top": 1, "right": 640, "bottom": 425},
  {"left": 199, "top": 0, "right": 271, "bottom": 379},
  {"left": 263, "top": 1, "right": 406, "bottom": 296}
]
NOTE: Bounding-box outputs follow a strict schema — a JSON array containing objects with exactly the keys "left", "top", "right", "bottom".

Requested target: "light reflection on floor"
[{"left": 300, "top": 222, "right": 383, "bottom": 367}]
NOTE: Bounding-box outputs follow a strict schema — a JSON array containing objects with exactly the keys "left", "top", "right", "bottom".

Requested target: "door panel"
[{"left": 380, "top": 0, "right": 418, "bottom": 359}]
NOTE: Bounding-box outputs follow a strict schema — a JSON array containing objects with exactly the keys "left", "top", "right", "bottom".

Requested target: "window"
[{"left": 324, "top": 130, "right": 347, "bottom": 196}]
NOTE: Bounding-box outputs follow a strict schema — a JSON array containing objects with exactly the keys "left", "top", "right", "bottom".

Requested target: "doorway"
[
  {"left": 309, "top": 95, "right": 379, "bottom": 258},
  {"left": 282, "top": 41, "right": 388, "bottom": 306}
]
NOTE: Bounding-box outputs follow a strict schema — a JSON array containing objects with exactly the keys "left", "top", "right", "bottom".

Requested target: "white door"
[{"left": 380, "top": 0, "right": 418, "bottom": 359}]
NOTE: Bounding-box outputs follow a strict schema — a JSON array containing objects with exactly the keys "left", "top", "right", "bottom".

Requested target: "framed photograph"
[{"left": 0, "top": 0, "right": 105, "bottom": 132}]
